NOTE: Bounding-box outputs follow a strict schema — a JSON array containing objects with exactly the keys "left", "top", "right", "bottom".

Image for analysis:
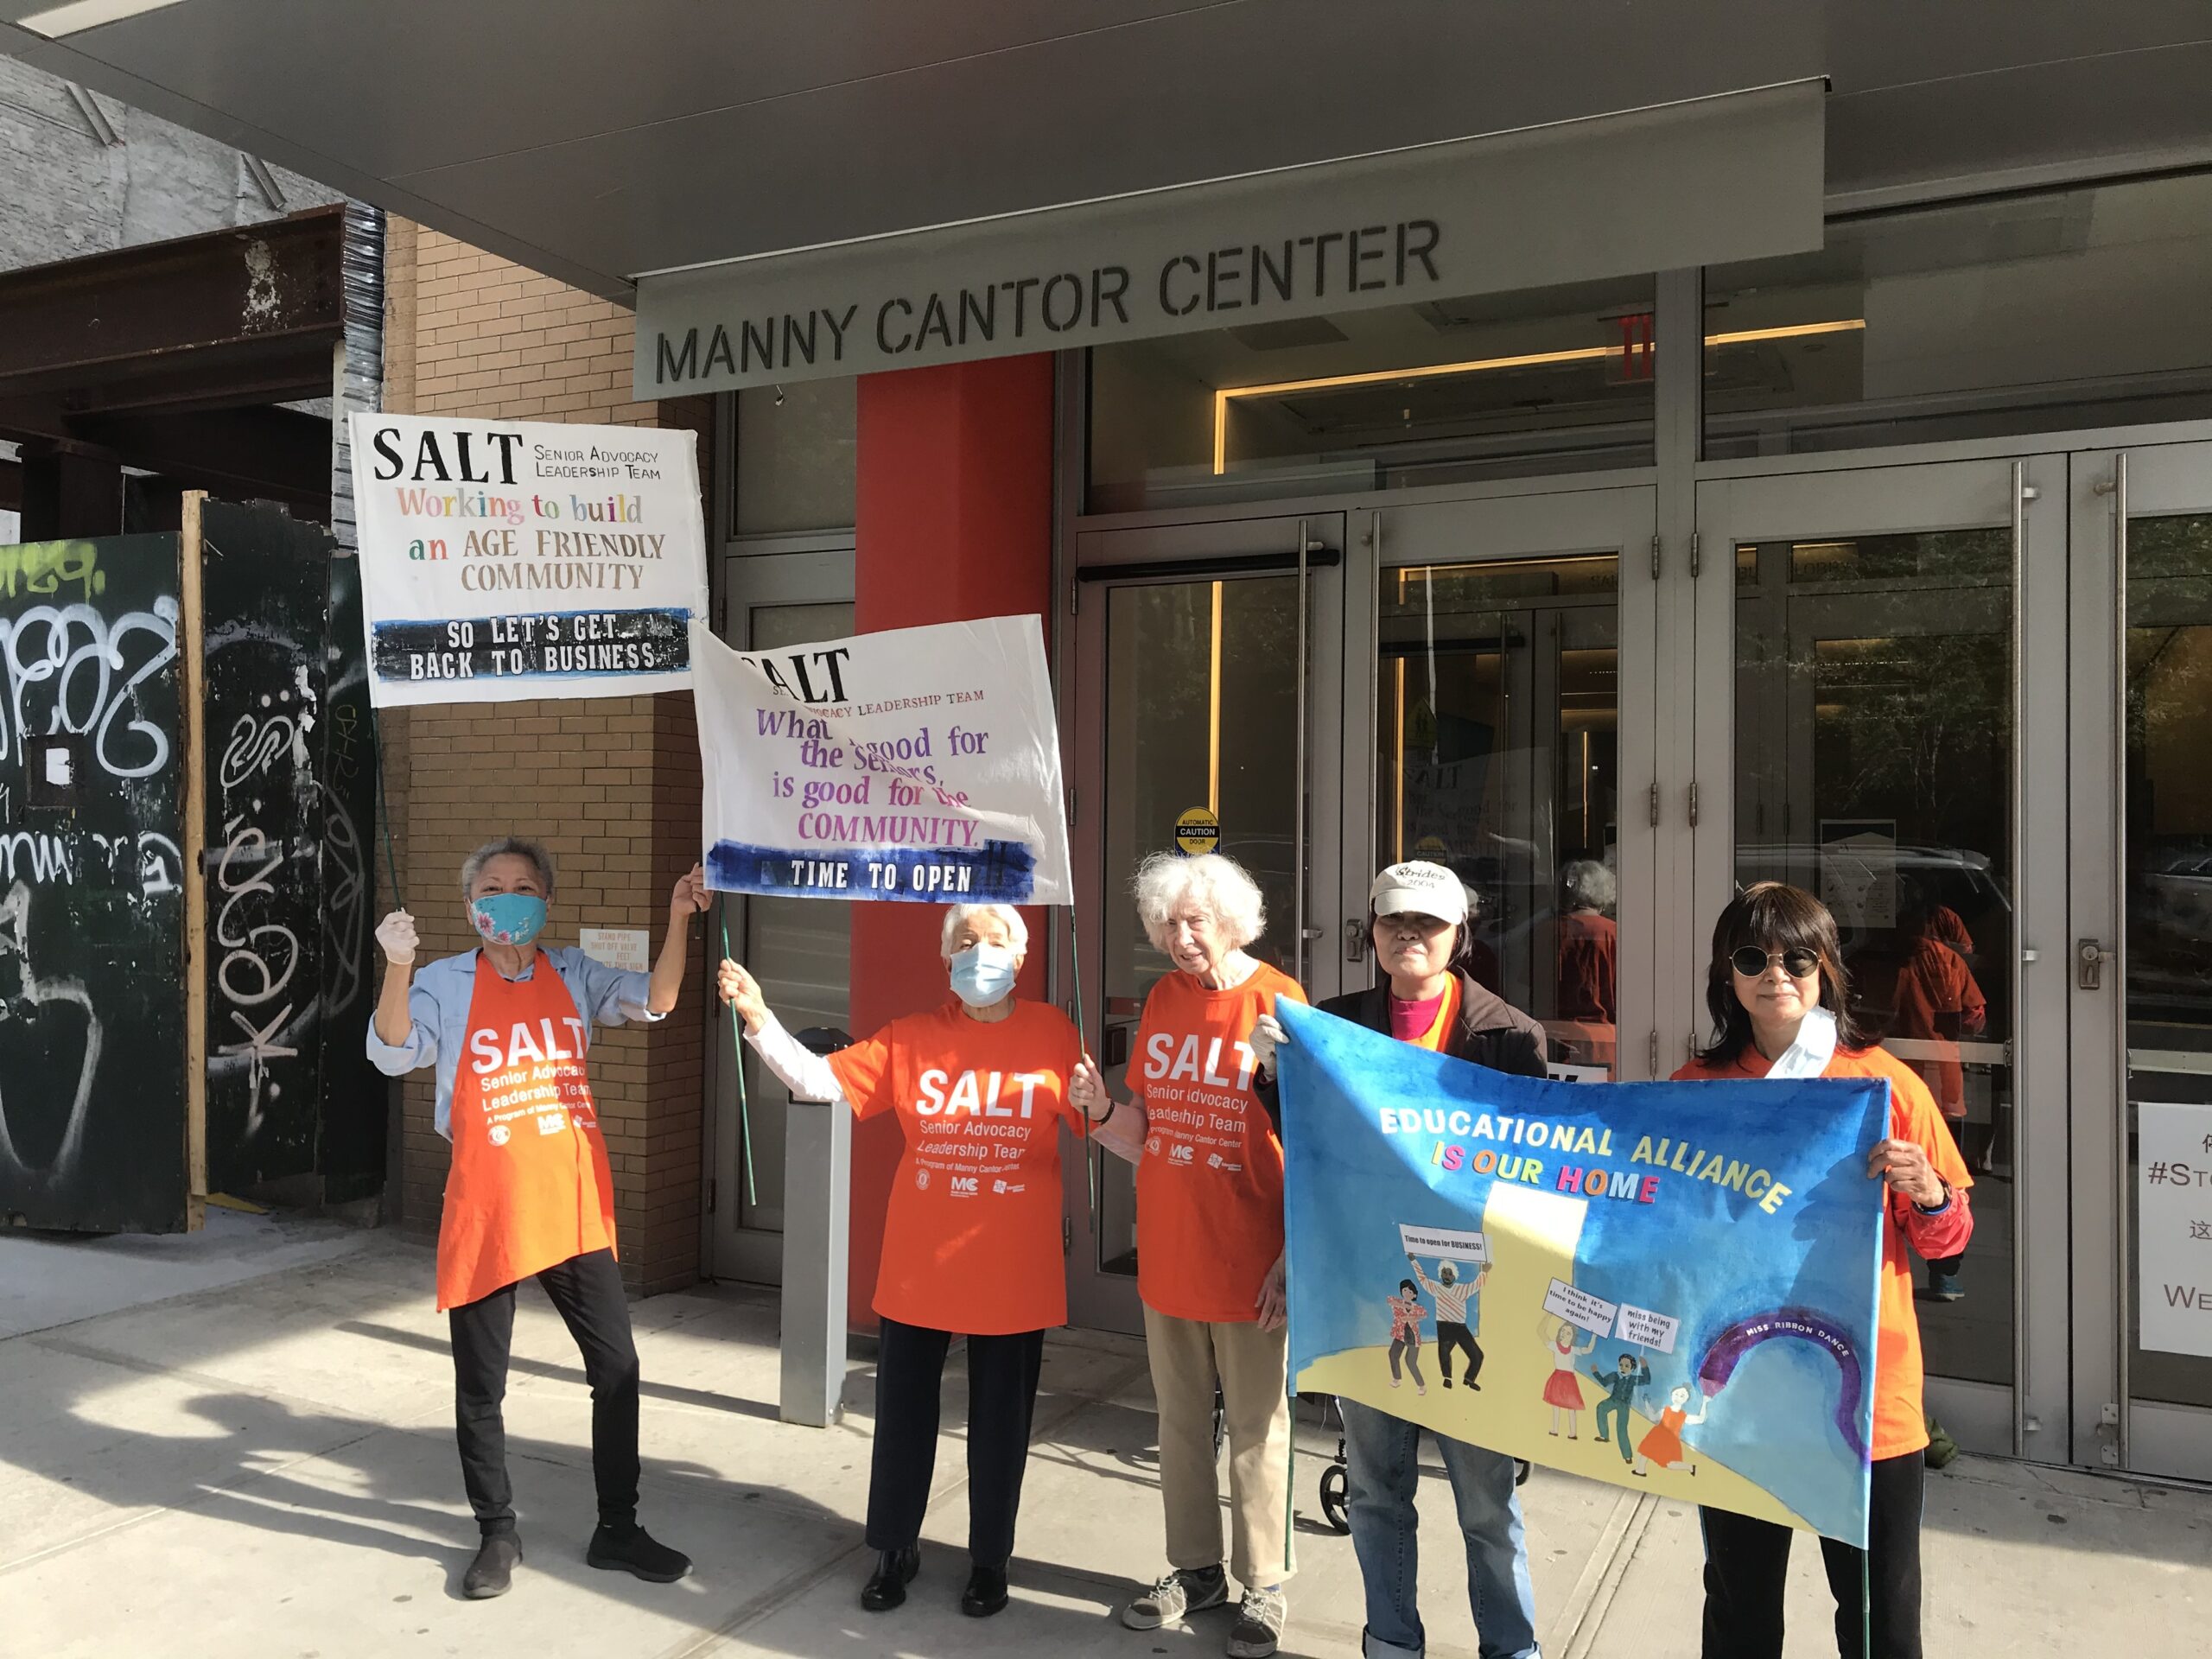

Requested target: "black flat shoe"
[
  {"left": 463, "top": 1533, "right": 521, "bottom": 1599},
  {"left": 586, "top": 1521, "right": 691, "bottom": 1583},
  {"left": 861, "top": 1544, "right": 920, "bottom": 1612},
  {"left": 961, "top": 1560, "right": 1009, "bottom": 1618}
]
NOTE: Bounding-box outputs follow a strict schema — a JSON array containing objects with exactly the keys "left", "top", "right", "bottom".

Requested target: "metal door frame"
[
  {"left": 702, "top": 543, "right": 855, "bottom": 1288},
  {"left": 1693, "top": 456, "right": 2072, "bottom": 1463},
  {"left": 1062, "top": 512, "right": 1346, "bottom": 1335},
  {"left": 1344, "top": 484, "right": 1662, "bottom": 1080},
  {"left": 2066, "top": 436, "right": 2212, "bottom": 1482}
]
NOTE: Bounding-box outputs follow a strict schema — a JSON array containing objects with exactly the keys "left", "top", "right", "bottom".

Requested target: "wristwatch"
[{"left": 1914, "top": 1178, "right": 1952, "bottom": 1215}]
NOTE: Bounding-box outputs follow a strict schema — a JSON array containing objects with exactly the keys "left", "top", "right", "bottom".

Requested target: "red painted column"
[{"left": 848, "top": 353, "right": 1057, "bottom": 1330}]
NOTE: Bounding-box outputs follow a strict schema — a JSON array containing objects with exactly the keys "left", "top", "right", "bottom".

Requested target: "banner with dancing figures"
[
  {"left": 348, "top": 415, "right": 709, "bottom": 707},
  {"left": 691, "top": 615, "right": 1074, "bottom": 905},
  {"left": 1277, "top": 1001, "right": 1891, "bottom": 1545}
]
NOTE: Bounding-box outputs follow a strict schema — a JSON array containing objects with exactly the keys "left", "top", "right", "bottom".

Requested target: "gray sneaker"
[
  {"left": 1226, "top": 1586, "right": 1287, "bottom": 1658},
  {"left": 1121, "top": 1565, "right": 1229, "bottom": 1630}
]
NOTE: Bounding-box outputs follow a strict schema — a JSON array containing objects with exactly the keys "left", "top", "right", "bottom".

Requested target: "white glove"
[
  {"left": 375, "top": 910, "right": 418, "bottom": 967},
  {"left": 1249, "top": 1012, "right": 1289, "bottom": 1077}
]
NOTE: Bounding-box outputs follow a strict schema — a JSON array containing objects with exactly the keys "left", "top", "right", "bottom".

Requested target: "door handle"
[
  {"left": 1344, "top": 918, "right": 1368, "bottom": 963},
  {"left": 2077, "top": 938, "right": 2113, "bottom": 990}
]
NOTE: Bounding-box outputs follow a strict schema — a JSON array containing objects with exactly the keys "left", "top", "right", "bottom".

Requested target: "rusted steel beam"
[{"left": 0, "top": 205, "right": 343, "bottom": 407}]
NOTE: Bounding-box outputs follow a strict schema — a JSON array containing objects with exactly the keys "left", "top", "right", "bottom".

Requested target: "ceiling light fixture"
[{"left": 1211, "top": 318, "right": 1866, "bottom": 474}]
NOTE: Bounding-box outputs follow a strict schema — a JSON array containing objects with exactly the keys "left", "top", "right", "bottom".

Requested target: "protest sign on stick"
[
  {"left": 1400, "top": 1224, "right": 1490, "bottom": 1264},
  {"left": 348, "top": 414, "right": 708, "bottom": 707},
  {"left": 691, "top": 615, "right": 1074, "bottom": 905}
]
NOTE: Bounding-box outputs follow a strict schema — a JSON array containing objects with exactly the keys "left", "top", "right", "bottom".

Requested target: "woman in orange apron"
[
  {"left": 717, "top": 901, "right": 1109, "bottom": 1623},
  {"left": 369, "top": 836, "right": 707, "bottom": 1600}
]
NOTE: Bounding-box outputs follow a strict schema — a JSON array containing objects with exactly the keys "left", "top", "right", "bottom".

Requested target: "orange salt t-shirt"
[
  {"left": 1673, "top": 1040, "right": 1973, "bottom": 1461},
  {"left": 829, "top": 998, "right": 1082, "bottom": 1336},
  {"left": 1131, "top": 963, "right": 1306, "bottom": 1322}
]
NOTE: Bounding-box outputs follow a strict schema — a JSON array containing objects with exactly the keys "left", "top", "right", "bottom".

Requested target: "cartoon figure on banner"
[
  {"left": 1635, "top": 1383, "right": 1713, "bottom": 1478},
  {"left": 1386, "top": 1278, "right": 1428, "bottom": 1395},
  {"left": 1541, "top": 1319, "right": 1598, "bottom": 1436},
  {"left": 1591, "top": 1351, "right": 1651, "bottom": 1465},
  {"left": 1408, "top": 1252, "right": 1488, "bottom": 1390}
]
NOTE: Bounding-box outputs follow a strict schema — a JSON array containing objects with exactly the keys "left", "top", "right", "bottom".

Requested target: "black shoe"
[
  {"left": 586, "top": 1521, "right": 691, "bottom": 1583},
  {"left": 961, "top": 1560, "right": 1009, "bottom": 1618},
  {"left": 861, "top": 1545, "right": 920, "bottom": 1612},
  {"left": 463, "top": 1533, "right": 521, "bottom": 1599},
  {"left": 1441, "top": 1376, "right": 1453, "bottom": 1389}
]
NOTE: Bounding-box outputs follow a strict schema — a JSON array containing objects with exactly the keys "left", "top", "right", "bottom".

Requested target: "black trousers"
[
  {"left": 448, "top": 1247, "right": 640, "bottom": 1537},
  {"left": 1434, "top": 1319, "right": 1484, "bottom": 1384},
  {"left": 1700, "top": 1452, "right": 1924, "bottom": 1659},
  {"left": 867, "top": 1316, "right": 1046, "bottom": 1565}
]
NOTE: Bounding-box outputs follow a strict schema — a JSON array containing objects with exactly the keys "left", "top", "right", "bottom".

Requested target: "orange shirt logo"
[{"left": 914, "top": 1068, "right": 1054, "bottom": 1119}]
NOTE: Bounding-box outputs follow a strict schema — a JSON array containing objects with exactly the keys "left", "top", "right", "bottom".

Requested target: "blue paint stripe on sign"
[{"left": 707, "top": 838, "right": 1039, "bottom": 903}]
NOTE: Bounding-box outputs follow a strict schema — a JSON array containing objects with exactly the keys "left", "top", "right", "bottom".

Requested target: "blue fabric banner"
[{"left": 1277, "top": 1000, "right": 1891, "bottom": 1545}]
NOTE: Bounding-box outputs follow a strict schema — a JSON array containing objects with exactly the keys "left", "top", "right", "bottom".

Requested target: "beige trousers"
[{"left": 1142, "top": 1304, "right": 1296, "bottom": 1587}]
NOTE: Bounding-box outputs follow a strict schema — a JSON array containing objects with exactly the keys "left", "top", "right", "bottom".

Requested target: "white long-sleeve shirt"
[{"left": 744, "top": 1013, "right": 847, "bottom": 1105}]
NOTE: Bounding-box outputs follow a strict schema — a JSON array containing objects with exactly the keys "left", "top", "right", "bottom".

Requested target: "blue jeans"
[{"left": 1339, "top": 1396, "right": 1541, "bottom": 1659}]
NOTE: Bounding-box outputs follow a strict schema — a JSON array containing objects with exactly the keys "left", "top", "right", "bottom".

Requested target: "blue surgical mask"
[
  {"left": 470, "top": 893, "right": 548, "bottom": 949},
  {"left": 949, "top": 942, "right": 1020, "bottom": 1007}
]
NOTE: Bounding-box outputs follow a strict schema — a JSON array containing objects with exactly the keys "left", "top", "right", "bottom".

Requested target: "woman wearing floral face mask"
[
  {"left": 718, "top": 902, "right": 1119, "bottom": 1622},
  {"left": 367, "top": 836, "right": 709, "bottom": 1603}
]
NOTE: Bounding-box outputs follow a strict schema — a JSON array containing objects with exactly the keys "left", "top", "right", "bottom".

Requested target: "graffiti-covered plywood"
[
  {"left": 0, "top": 536, "right": 192, "bottom": 1232},
  {"left": 200, "top": 503, "right": 335, "bottom": 1192}
]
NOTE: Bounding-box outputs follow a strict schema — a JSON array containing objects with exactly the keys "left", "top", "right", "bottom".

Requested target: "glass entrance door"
[
  {"left": 1066, "top": 514, "right": 1345, "bottom": 1333},
  {"left": 2068, "top": 440, "right": 2212, "bottom": 1483},
  {"left": 707, "top": 549, "right": 854, "bottom": 1286},
  {"left": 1694, "top": 458, "right": 2072, "bottom": 1460},
  {"left": 1348, "top": 486, "right": 1658, "bottom": 1082}
]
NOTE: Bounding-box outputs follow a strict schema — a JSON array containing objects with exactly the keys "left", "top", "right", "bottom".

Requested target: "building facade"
[{"left": 17, "top": 1, "right": 2212, "bottom": 1491}]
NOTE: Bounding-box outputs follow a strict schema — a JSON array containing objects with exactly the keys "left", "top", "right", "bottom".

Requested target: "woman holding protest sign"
[
  {"left": 1065, "top": 852, "right": 1304, "bottom": 1659},
  {"left": 368, "top": 837, "right": 707, "bottom": 1602},
  {"left": 1674, "top": 880, "right": 1973, "bottom": 1659},
  {"left": 718, "top": 902, "right": 1124, "bottom": 1621},
  {"left": 1250, "top": 860, "right": 1549, "bottom": 1659}
]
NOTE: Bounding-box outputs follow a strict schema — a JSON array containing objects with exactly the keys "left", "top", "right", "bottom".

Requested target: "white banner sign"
[
  {"left": 1400, "top": 1224, "right": 1490, "bottom": 1265},
  {"left": 693, "top": 615, "right": 1073, "bottom": 905},
  {"left": 347, "top": 414, "right": 708, "bottom": 706},
  {"left": 578, "top": 927, "right": 651, "bottom": 974},
  {"left": 2139, "top": 1101, "right": 2212, "bottom": 1358},
  {"left": 1614, "top": 1301, "right": 1681, "bottom": 1354},
  {"left": 1543, "top": 1278, "right": 1618, "bottom": 1336}
]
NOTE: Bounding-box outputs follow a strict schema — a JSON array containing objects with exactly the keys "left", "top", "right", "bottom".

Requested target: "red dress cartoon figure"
[
  {"left": 1387, "top": 1281, "right": 1428, "bottom": 1395},
  {"left": 1541, "top": 1319, "right": 1598, "bottom": 1437},
  {"left": 1634, "top": 1384, "right": 1711, "bottom": 1477}
]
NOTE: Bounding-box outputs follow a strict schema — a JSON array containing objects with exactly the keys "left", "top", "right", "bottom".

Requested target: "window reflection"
[
  {"left": 1377, "top": 557, "right": 1619, "bottom": 1076},
  {"left": 1734, "top": 533, "right": 2015, "bottom": 1383},
  {"left": 2124, "top": 512, "right": 2212, "bottom": 1411}
]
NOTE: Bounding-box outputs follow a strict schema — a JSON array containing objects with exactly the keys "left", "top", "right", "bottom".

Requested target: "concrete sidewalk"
[{"left": 0, "top": 1227, "right": 2204, "bottom": 1658}]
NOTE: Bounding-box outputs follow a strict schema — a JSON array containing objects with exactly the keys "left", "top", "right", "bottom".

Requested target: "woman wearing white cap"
[{"left": 1251, "top": 861, "right": 1548, "bottom": 1659}]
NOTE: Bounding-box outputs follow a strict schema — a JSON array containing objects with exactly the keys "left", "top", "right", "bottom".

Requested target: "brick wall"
[{"left": 381, "top": 220, "right": 713, "bottom": 1295}]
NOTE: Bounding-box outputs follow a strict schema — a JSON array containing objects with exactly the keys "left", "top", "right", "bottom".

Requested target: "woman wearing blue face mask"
[
  {"left": 718, "top": 902, "right": 1128, "bottom": 1620},
  {"left": 368, "top": 836, "right": 708, "bottom": 1602}
]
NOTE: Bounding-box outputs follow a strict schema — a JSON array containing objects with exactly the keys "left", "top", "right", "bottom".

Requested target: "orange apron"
[{"left": 436, "top": 950, "right": 617, "bottom": 1311}]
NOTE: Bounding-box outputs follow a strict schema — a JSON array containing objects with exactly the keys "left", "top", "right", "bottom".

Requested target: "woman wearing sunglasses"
[{"left": 1672, "top": 881, "right": 1973, "bottom": 1659}]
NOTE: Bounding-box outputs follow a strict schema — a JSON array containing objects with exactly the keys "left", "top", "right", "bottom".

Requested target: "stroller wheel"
[{"left": 1319, "top": 1463, "right": 1351, "bottom": 1534}]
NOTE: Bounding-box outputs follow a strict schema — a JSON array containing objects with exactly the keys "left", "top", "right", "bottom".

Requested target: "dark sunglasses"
[{"left": 1731, "top": 944, "right": 1821, "bottom": 979}]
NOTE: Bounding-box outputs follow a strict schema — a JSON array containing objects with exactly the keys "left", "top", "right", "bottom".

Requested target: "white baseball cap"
[{"left": 1370, "top": 861, "right": 1469, "bottom": 925}]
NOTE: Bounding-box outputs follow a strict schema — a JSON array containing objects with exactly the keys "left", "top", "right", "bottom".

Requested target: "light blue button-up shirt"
[{"left": 366, "top": 947, "right": 660, "bottom": 1140}]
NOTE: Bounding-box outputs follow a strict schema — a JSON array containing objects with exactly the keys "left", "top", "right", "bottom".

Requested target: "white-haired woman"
[
  {"left": 718, "top": 903, "right": 1120, "bottom": 1622},
  {"left": 369, "top": 836, "right": 708, "bottom": 1601},
  {"left": 1067, "top": 852, "right": 1305, "bottom": 1659}
]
